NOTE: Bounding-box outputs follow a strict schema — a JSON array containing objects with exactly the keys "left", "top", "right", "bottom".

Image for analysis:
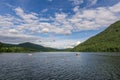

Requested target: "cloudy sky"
[{"left": 0, "top": 0, "right": 120, "bottom": 49}]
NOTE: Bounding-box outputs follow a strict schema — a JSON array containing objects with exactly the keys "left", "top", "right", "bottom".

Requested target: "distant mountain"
[
  {"left": 18, "top": 42, "right": 58, "bottom": 52},
  {"left": 0, "top": 42, "right": 31, "bottom": 52},
  {"left": 0, "top": 42, "right": 58, "bottom": 52},
  {"left": 72, "top": 21, "right": 120, "bottom": 52}
]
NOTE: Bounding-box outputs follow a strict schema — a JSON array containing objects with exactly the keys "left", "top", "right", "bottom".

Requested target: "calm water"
[{"left": 0, "top": 52, "right": 120, "bottom": 80}]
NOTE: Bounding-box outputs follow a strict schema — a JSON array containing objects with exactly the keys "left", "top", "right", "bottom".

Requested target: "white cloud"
[
  {"left": 9, "top": 29, "right": 19, "bottom": 34},
  {"left": 87, "top": 0, "right": 98, "bottom": 7},
  {"left": 69, "top": 0, "right": 83, "bottom": 5},
  {"left": 109, "top": 2, "right": 120, "bottom": 13},
  {"left": 13, "top": 7, "right": 72, "bottom": 35},
  {"left": 14, "top": 7, "right": 38, "bottom": 23},
  {"left": 12, "top": 4, "right": 120, "bottom": 35},
  {"left": 5, "top": 3, "right": 14, "bottom": 8},
  {"left": 73, "top": 6, "right": 79, "bottom": 12},
  {"left": 92, "top": 0, "right": 97, "bottom": 5},
  {"left": 48, "top": 0, "right": 53, "bottom": 2},
  {"left": 75, "top": 41, "right": 81, "bottom": 45},
  {"left": 36, "top": 40, "right": 81, "bottom": 49},
  {"left": 0, "top": 30, "right": 55, "bottom": 45},
  {"left": 0, "top": 32, "right": 40, "bottom": 44},
  {"left": 41, "top": 9, "right": 48, "bottom": 13},
  {"left": 0, "top": 15, "right": 15, "bottom": 27},
  {"left": 69, "top": 0, "right": 97, "bottom": 6},
  {"left": 70, "top": 3, "right": 120, "bottom": 31},
  {"left": 42, "top": 28, "right": 49, "bottom": 33}
]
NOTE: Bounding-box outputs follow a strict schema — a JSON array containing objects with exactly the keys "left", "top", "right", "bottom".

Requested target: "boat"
[
  {"left": 28, "top": 54, "right": 32, "bottom": 56},
  {"left": 76, "top": 53, "right": 80, "bottom": 56}
]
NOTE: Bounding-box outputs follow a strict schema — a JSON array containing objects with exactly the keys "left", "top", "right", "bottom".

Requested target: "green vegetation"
[
  {"left": 0, "top": 42, "right": 58, "bottom": 53},
  {"left": 72, "top": 21, "right": 120, "bottom": 52},
  {"left": 0, "top": 42, "right": 33, "bottom": 52},
  {"left": 0, "top": 47, "right": 32, "bottom": 52},
  {"left": 18, "top": 42, "right": 58, "bottom": 52}
]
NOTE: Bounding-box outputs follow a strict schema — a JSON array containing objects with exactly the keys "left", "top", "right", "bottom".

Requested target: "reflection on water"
[{"left": 0, "top": 52, "right": 120, "bottom": 80}]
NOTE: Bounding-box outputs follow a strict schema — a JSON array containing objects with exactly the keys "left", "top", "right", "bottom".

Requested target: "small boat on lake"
[
  {"left": 28, "top": 54, "right": 32, "bottom": 56},
  {"left": 76, "top": 53, "right": 80, "bottom": 56}
]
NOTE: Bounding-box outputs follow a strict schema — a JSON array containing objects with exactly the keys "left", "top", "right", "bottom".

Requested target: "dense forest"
[
  {"left": 72, "top": 21, "right": 120, "bottom": 52},
  {"left": 0, "top": 42, "right": 58, "bottom": 52},
  {"left": 0, "top": 42, "right": 33, "bottom": 52}
]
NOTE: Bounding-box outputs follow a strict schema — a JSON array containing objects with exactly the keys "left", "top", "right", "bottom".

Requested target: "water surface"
[{"left": 0, "top": 52, "right": 120, "bottom": 80}]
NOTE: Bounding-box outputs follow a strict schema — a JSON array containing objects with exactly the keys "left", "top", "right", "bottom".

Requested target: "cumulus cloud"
[
  {"left": 0, "top": 15, "right": 20, "bottom": 28},
  {"left": 70, "top": 3, "right": 120, "bottom": 31},
  {"left": 2, "top": 3, "right": 120, "bottom": 36},
  {"left": 109, "top": 2, "right": 120, "bottom": 13},
  {"left": 41, "top": 9, "right": 48, "bottom": 13},
  {"left": 13, "top": 7, "right": 72, "bottom": 35},
  {"left": 14, "top": 7, "right": 38, "bottom": 23},
  {"left": 0, "top": 30, "right": 40, "bottom": 44},
  {"left": 69, "top": 0, "right": 84, "bottom": 5},
  {"left": 87, "top": 0, "right": 98, "bottom": 7},
  {"left": 69, "top": 0, "right": 97, "bottom": 6},
  {"left": 0, "top": 31, "right": 55, "bottom": 45},
  {"left": 91, "top": 0, "right": 97, "bottom": 5},
  {"left": 36, "top": 40, "right": 81, "bottom": 49}
]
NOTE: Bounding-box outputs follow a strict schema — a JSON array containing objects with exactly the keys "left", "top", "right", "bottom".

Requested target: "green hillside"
[
  {"left": 72, "top": 21, "right": 120, "bottom": 52},
  {"left": 18, "top": 42, "right": 58, "bottom": 52},
  {"left": 0, "top": 42, "right": 32, "bottom": 52},
  {"left": 0, "top": 42, "right": 58, "bottom": 52}
]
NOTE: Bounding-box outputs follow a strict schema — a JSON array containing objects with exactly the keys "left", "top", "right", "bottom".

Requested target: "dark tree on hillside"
[{"left": 0, "top": 43, "right": 3, "bottom": 48}]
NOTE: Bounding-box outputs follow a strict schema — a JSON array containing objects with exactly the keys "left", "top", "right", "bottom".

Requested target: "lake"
[{"left": 0, "top": 52, "right": 120, "bottom": 80}]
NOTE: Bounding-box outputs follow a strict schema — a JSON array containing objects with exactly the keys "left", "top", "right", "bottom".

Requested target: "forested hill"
[
  {"left": 18, "top": 42, "right": 58, "bottom": 52},
  {"left": 0, "top": 42, "right": 58, "bottom": 52},
  {"left": 72, "top": 21, "right": 120, "bottom": 52},
  {"left": 0, "top": 42, "right": 31, "bottom": 52}
]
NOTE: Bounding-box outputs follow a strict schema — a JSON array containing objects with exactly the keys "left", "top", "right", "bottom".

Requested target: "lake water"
[{"left": 0, "top": 52, "right": 120, "bottom": 80}]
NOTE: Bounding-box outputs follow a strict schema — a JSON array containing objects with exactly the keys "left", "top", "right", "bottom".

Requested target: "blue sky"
[{"left": 0, "top": 0, "right": 120, "bottom": 49}]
